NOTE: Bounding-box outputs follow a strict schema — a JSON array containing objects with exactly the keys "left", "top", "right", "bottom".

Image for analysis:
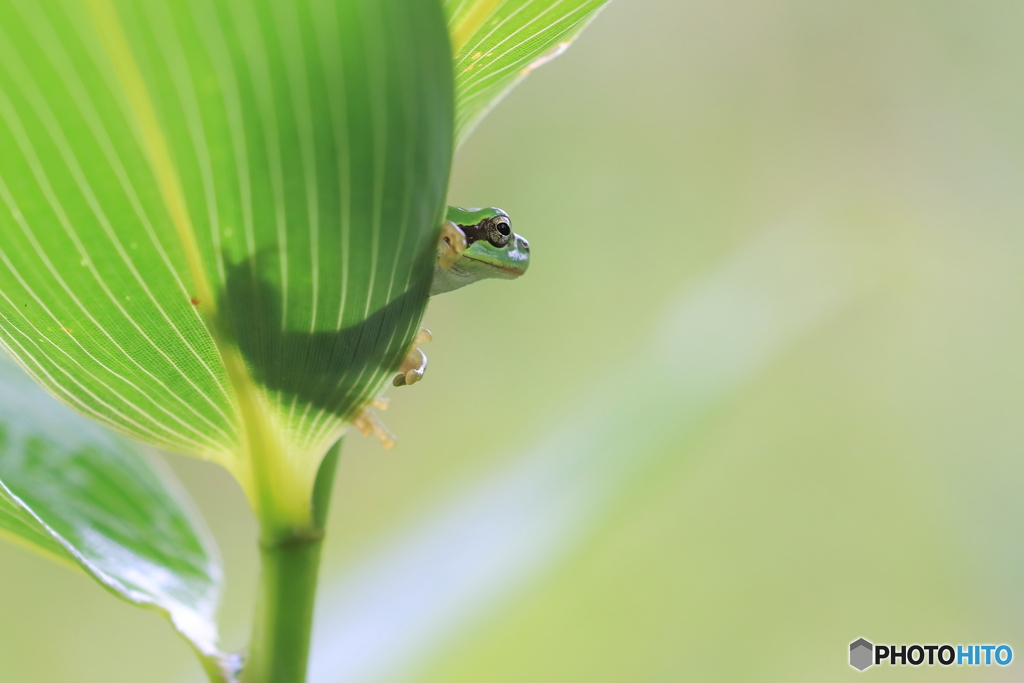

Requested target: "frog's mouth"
[{"left": 462, "top": 255, "right": 522, "bottom": 276}]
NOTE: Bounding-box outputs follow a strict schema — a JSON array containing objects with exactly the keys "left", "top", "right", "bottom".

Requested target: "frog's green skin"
[
  {"left": 388, "top": 206, "right": 529, "bottom": 391},
  {"left": 430, "top": 206, "right": 530, "bottom": 296}
]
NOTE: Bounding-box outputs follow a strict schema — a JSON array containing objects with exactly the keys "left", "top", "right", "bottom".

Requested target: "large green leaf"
[
  {"left": 0, "top": 0, "right": 453, "bottom": 524},
  {"left": 0, "top": 351, "right": 230, "bottom": 678},
  {"left": 445, "top": 0, "right": 611, "bottom": 146}
]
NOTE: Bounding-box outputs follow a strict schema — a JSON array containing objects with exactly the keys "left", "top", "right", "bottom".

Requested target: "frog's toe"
[
  {"left": 399, "top": 347, "right": 427, "bottom": 373},
  {"left": 394, "top": 347, "right": 427, "bottom": 387},
  {"left": 353, "top": 409, "right": 396, "bottom": 449}
]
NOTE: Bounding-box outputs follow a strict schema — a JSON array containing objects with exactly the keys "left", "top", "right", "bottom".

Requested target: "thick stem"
[
  {"left": 243, "top": 532, "right": 324, "bottom": 683},
  {"left": 241, "top": 441, "right": 343, "bottom": 683}
]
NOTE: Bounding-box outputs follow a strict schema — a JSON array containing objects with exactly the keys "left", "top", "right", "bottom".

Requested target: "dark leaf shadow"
[{"left": 217, "top": 257, "right": 429, "bottom": 420}]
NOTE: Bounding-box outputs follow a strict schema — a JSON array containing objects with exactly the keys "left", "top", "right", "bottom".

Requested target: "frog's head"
[{"left": 431, "top": 207, "right": 530, "bottom": 295}]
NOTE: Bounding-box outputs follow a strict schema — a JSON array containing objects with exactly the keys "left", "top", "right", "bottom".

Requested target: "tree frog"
[
  {"left": 357, "top": 207, "right": 530, "bottom": 447},
  {"left": 387, "top": 205, "right": 528, "bottom": 393},
  {"left": 432, "top": 206, "right": 531, "bottom": 295},
  {"left": 392, "top": 206, "right": 530, "bottom": 388}
]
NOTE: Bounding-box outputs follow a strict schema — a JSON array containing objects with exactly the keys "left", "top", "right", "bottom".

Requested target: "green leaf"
[
  {"left": 0, "top": 350, "right": 229, "bottom": 677},
  {"left": 446, "top": 0, "right": 611, "bottom": 146},
  {"left": 0, "top": 0, "right": 453, "bottom": 526}
]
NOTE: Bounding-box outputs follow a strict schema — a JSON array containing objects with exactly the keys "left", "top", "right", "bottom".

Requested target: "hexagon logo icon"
[{"left": 850, "top": 638, "right": 874, "bottom": 671}]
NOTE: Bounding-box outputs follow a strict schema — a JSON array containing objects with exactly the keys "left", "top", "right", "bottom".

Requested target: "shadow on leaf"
[{"left": 217, "top": 257, "right": 430, "bottom": 420}]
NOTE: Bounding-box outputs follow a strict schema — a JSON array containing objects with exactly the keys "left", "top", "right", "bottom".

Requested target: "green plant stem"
[
  {"left": 244, "top": 532, "right": 324, "bottom": 683},
  {"left": 242, "top": 441, "right": 343, "bottom": 683}
]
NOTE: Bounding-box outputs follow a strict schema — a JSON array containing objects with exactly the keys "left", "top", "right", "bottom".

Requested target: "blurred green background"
[{"left": 3, "top": 0, "right": 1024, "bottom": 680}]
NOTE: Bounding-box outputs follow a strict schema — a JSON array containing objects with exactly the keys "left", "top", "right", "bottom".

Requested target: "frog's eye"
[{"left": 486, "top": 218, "right": 512, "bottom": 247}]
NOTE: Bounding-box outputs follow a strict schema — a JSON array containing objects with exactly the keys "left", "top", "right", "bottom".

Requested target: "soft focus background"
[{"left": 3, "top": 0, "right": 1024, "bottom": 680}]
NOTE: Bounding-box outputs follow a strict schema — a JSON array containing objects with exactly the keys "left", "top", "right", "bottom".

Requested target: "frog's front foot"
[
  {"left": 353, "top": 406, "right": 396, "bottom": 449},
  {"left": 437, "top": 221, "right": 468, "bottom": 270},
  {"left": 393, "top": 328, "right": 432, "bottom": 387}
]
